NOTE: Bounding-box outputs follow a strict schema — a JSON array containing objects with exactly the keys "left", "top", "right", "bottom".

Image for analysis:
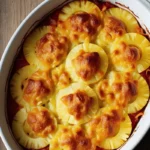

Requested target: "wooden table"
[
  {"left": 0, "top": 0, "right": 150, "bottom": 150},
  {"left": 0, "top": 0, "right": 43, "bottom": 149}
]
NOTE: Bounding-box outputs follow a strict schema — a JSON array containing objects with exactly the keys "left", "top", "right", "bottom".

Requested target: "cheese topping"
[
  {"left": 36, "top": 33, "right": 69, "bottom": 68},
  {"left": 104, "top": 16, "right": 126, "bottom": 40},
  {"left": 59, "top": 11, "right": 100, "bottom": 44},
  {"left": 61, "top": 90, "right": 93, "bottom": 120},
  {"left": 112, "top": 42, "right": 141, "bottom": 70},
  {"left": 27, "top": 108, "right": 55, "bottom": 136},
  {"left": 69, "top": 12, "right": 100, "bottom": 35},
  {"left": 87, "top": 109, "right": 122, "bottom": 143},
  {"left": 51, "top": 64, "right": 71, "bottom": 90},
  {"left": 97, "top": 72, "right": 138, "bottom": 107},
  {"left": 73, "top": 51, "right": 100, "bottom": 80},
  {"left": 66, "top": 43, "right": 108, "bottom": 84},
  {"left": 60, "top": 129, "right": 94, "bottom": 150},
  {"left": 23, "top": 71, "right": 54, "bottom": 105},
  {"left": 50, "top": 126, "right": 96, "bottom": 150}
]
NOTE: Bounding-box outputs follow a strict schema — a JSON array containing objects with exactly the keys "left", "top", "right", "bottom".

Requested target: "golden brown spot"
[
  {"left": 107, "top": 93, "right": 115, "bottom": 100},
  {"left": 123, "top": 45, "right": 141, "bottom": 62},
  {"left": 27, "top": 108, "right": 55, "bottom": 136},
  {"left": 88, "top": 109, "right": 122, "bottom": 142},
  {"left": 60, "top": 128, "right": 95, "bottom": 150},
  {"left": 70, "top": 12, "right": 100, "bottom": 35},
  {"left": 100, "top": 112, "right": 121, "bottom": 137},
  {"left": 112, "top": 83, "right": 122, "bottom": 92},
  {"left": 61, "top": 90, "right": 93, "bottom": 120},
  {"left": 122, "top": 81, "right": 137, "bottom": 97},
  {"left": 120, "top": 42, "right": 127, "bottom": 51},
  {"left": 24, "top": 79, "right": 49, "bottom": 95},
  {"left": 36, "top": 33, "right": 69, "bottom": 66},
  {"left": 58, "top": 72, "right": 70, "bottom": 87},
  {"left": 114, "top": 49, "right": 120, "bottom": 55},
  {"left": 99, "top": 89, "right": 105, "bottom": 99},
  {"left": 73, "top": 51, "right": 100, "bottom": 80},
  {"left": 23, "top": 71, "right": 53, "bottom": 105},
  {"left": 115, "top": 81, "right": 138, "bottom": 106},
  {"left": 101, "top": 80, "right": 109, "bottom": 90},
  {"left": 104, "top": 16, "right": 126, "bottom": 40}
]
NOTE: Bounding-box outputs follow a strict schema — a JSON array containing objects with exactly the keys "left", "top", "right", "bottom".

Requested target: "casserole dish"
[{"left": 0, "top": 0, "right": 150, "bottom": 150}]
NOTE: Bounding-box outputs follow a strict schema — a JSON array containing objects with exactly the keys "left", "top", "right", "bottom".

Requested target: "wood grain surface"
[
  {"left": 0, "top": 0, "right": 43, "bottom": 150},
  {"left": 0, "top": 0, "right": 150, "bottom": 150}
]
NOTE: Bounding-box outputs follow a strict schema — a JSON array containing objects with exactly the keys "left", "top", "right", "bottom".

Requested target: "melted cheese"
[
  {"left": 27, "top": 107, "right": 56, "bottom": 136},
  {"left": 56, "top": 83, "right": 99, "bottom": 124},
  {"left": 23, "top": 27, "right": 69, "bottom": 70},
  {"left": 58, "top": 1, "right": 102, "bottom": 45},
  {"left": 51, "top": 64, "right": 71, "bottom": 90},
  {"left": 103, "top": 16, "right": 126, "bottom": 40},
  {"left": 59, "top": 12, "right": 100, "bottom": 45},
  {"left": 61, "top": 90, "right": 93, "bottom": 120},
  {"left": 110, "top": 33, "right": 150, "bottom": 72},
  {"left": 50, "top": 126, "right": 96, "bottom": 150},
  {"left": 73, "top": 51, "right": 100, "bottom": 80},
  {"left": 86, "top": 107, "right": 122, "bottom": 142},
  {"left": 36, "top": 33, "right": 69, "bottom": 68},
  {"left": 23, "top": 70, "right": 54, "bottom": 106},
  {"left": 85, "top": 106, "right": 132, "bottom": 149},
  {"left": 12, "top": 107, "right": 57, "bottom": 149},
  {"left": 96, "top": 71, "right": 149, "bottom": 113},
  {"left": 66, "top": 43, "right": 108, "bottom": 84},
  {"left": 96, "top": 7, "right": 143, "bottom": 53}
]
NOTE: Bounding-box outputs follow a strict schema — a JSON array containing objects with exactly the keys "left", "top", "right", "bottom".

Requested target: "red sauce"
[
  {"left": 95, "top": 1, "right": 116, "bottom": 11},
  {"left": 140, "top": 67, "right": 150, "bottom": 88},
  {"left": 7, "top": 91, "right": 21, "bottom": 124},
  {"left": 129, "top": 109, "right": 144, "bottom": 131},
  {"left": 13, "top": 51, "right": 29, "bottom": 73},
  {"left": 40, "top": 10, "right": 60, "bottom": 27},
  {"left": 96, "top": 147, "right": 105, "bottom": 150},
  {"left": 7, "top": 1, "right": 149, "bottom": 150}
]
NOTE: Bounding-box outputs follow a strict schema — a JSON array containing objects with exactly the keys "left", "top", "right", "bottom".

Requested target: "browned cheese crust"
[
  {"left": 61, "top": 90, "right": 93, "bottom": 120},
  {"left": 36, "top": 33, "right": 69, "bottom": 66},
  {"left": 27, "top": 108, "right": 55, "bottom": 137},
  {"left": 72, "top": 51, "right": 100, "bottom": 80}
]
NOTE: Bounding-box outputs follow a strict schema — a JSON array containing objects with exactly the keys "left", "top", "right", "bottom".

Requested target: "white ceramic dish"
[{"left": 0, "top": 0, "right": 150, "bottom": 150}]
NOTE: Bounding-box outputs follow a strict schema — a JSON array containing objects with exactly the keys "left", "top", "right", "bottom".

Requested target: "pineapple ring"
[
  {"left": 59, "top": 1, "right": 101, "bottom": 21},
  {"left": 127, "top": 72, "right": 149, "bottom": 114},
  {"left": 99, "top": 114, "right": 132, "bottom": 149},
  {"left": 23, "top": 69, "right": 54, "bottom": 106},
  {"left": 58, "top": 1, "right": 102, "bottom": 45},
  {"left": 105, "top": 8, "right": 140, "bottom": 33},
  {"left": 12, "top": 107, "right": 57, "bottom": 149},
  {"left": 96, "top": 8, "right": 141, "bottom": 52},
  {"left": 85, "top": 106, "right": 132, "bottom": 150},
  {"left": 23, "top": 26, "right": 50, "bottom": 70},
  {"left": 50, "top": 125, "right": 96, "bottom": 150},
  {"left": 110, "top": 33, "right": 150, "bottom": 72},
  {"left": 10, "top": 65, "right": 37, "bottom": 107},
  {"left": 65, "top": 43, "right": 108, "bottom": 84},
  {"left": 56, "top": 83, "right": 99, "bottom": 124},
  {"left": 96, "top": 71, "right": 149, "bottom": 113}
]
